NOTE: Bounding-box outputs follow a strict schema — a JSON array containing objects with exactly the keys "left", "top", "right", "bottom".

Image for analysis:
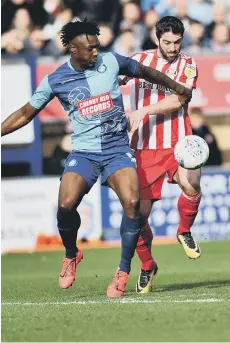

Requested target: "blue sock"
[{"left": 119, "top": 214, "right": 142, "bottom": 274}]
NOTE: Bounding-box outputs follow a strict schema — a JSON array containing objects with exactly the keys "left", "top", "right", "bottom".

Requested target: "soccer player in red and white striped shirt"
[{"left": 120, "top": 16, "right": 202, "bottom": 294}]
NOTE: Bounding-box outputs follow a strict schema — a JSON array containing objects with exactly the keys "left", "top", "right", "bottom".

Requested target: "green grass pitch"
[{"left": 2, "top": 240, "right": 230, "bottom": 342}]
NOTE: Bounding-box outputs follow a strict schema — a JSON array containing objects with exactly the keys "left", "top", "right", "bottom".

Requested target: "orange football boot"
[
  {"left": 59, "top": 249, "right": 83, "bottom": 289},
  {"left": 107, "top": 269, "right": 129, "bottom": 298}
]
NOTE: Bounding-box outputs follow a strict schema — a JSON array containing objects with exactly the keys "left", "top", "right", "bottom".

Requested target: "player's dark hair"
[
  {"left": 60, "top": 18, "right": 100, "bottom": 47},
  {"left": 156, "top": 16, "right": 184, "bottom": 39}
]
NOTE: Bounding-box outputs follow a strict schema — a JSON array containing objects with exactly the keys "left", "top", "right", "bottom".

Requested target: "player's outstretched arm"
[
  {"left": 2, "top": 74, "right": 55, "bottom": 137},
  {"left": 137, "top": 63, "right": 192, "bottom": 101},
  {"left": 1, "top": 103, "right": 39, "bottom": 137}
]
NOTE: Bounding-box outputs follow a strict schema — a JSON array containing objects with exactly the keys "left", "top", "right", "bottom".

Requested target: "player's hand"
[
  {"left": 178, "top": 95, "right": 187, "bottom": 106},
  {"left": 183, "top": 87, "right": 193, "bottom": 103},
  {"left": 175, "top": 83, "right": 192, "bottom": 103},
  {"left": 127, "top": 108, "right": 149, "bottom": 134}
]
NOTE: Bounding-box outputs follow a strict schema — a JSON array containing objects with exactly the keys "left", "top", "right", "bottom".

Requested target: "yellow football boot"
[
  {"left": 177, "top": 232, "right": 201, "bottom": 259},
  {"left": 136, "top": 262, "right": 158, "bottom": 294}
]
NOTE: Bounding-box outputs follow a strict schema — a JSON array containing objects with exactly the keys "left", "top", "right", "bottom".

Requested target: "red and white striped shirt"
[{"left": 122, "top": 49, "right": 198, "bottom": 150}]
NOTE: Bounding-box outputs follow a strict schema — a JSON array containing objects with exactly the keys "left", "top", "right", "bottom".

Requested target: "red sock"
[
  {"left": 177, "top": 192, "right": 202, "bottom": 234},
  {"left": 136, "top": 223, "right": 155, "bottom": 271}
]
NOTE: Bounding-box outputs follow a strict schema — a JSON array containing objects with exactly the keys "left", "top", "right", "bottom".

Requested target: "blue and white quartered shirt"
[{"left": 30, "top": 52, "right": 139, "bottom": 152}]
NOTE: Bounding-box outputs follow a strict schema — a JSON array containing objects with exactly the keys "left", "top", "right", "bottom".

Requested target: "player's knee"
[
  {"left": 57, "top": 201, "right": 76, "bottom": 226},
  {"left": 57, "top": 205, "right": 80, "bottom": 230},
  {"left": 140, "top": 216, "right": 148, "bottom": 228},
  {"left": 140, "top": 207, "right": 151, "bottom": 222},
  {"left": 190, "top": 176, "right": 201, "bottom": 191},
  {"left": 123, "top": 196, "right": 140, "bottom": 217},
  {"left": 180, "top": 181, "right": 200, "bottom": 196},
  {"left": 58, "top": 199, "right": 76, "bottom": 213}
]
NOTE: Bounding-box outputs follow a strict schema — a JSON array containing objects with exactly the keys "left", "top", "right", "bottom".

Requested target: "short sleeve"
[
  {"left": 179, "top": 58, "right": 198, "bottom": 89},
  {"left": 118, "top": 52, "right": 144, "bottom": 85},
  {"left": 112, "top": 52, "right": 139, "bottom": 78},
  {"left": 29, "top": 75, "right": 55, "bottom": 109}
]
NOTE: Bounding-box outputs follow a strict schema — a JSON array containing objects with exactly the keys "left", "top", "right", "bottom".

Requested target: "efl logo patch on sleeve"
[
  {"left": 77, "top": 92, "right": 114, "bottom": 117},
  {"left": 184, "top": 64, "right": 196, "bottom": 79}
]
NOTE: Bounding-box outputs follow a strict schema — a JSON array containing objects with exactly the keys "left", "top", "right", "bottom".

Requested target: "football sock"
[
  {"left": 119, "top": 214, "right": 142, "bottom": 274},
  {"left": 136, "top": 222, "right": 155, "bottom": 271},
  {"left": 57, "top": 208, "right": 81, "bottom": 258},
  {"left": 177, "top": 192, "right": 202, "bottom": 234}
]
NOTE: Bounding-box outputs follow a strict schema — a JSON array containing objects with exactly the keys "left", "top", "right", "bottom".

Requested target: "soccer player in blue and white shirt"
[{"left": 1, "top": 19, "right": 192, "bottom": 298}]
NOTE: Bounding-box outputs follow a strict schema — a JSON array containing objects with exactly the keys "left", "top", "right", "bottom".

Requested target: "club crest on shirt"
[
  {"left": 97, "top": 64, "right": 107, "bottom": 73},
  {"left": 68, "top": 86, "right": 91, "bottom": 106},
  {"left": 166, "top": 68, "right": 178, "bottom": 79}
]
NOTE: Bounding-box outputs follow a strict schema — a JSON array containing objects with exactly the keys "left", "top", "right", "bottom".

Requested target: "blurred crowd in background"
[{"left": 2, "top": 0, "right": 230, "bottom": 57}]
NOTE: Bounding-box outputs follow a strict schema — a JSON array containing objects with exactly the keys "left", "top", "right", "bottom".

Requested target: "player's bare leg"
[
  {"left": 57, "top": 172, "right": 87, "bottom": 289},
  {"left": 106, "top": 167, "right": 142, "bottom": 297},
  {"left": 173, "top": 167, "right": 202, "bottom": 259},
  {"left": 135, "top": 199, "right": 158, "bottom": 294}
]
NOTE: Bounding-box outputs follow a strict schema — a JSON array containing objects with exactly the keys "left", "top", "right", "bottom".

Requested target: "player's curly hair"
[
  {"left": 156, "top": 16, "right": 184, "bottom": 40},
  {"left": 60, "top": 18, "right": 100, "bottom": 47}
]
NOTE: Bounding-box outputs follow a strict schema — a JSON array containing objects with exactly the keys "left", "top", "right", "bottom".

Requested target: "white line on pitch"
[{"left": 1, "top": 298, "right": 225, "bottom": 306}]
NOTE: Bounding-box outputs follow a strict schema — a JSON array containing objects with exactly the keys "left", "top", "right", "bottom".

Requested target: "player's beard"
[
  {"left": 159, "top": 43, "right": 181, "bottom": 63},
  {"left": 87, "top": 58, "right": 97, "bottom": 69}
]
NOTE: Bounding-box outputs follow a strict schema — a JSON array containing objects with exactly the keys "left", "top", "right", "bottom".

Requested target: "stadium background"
[{"left": 1, "top": 0, "right": 230, "bottom": 253}]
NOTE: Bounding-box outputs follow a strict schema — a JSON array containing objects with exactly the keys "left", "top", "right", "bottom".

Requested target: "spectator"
[
  {"left": 206, "top": 3, "right": 227, "bottom": 39},
  {"left": 140, "top": 0, "right": 161, "bottom": 13},
  {"left": 43, "top": 0, "right": 62, "bottom": 15},
  {"left": 141, "top": 9, "right": 158, "bottom": 50},
  {"left": 120, "top": 2, "right": 146, "bottom": 46},
  {"left": 28, "top": 28, "right": 48, "bottom": 54},
  {"left": 210, "top": 24, "right": 230, "bottom": 53},
  {"left": 187, "top": 0, "right": 213, "bottom": 26},
  {"left": 98, "top": 24, "right": 114, "bottom": 52},
  {"left": 1, "top": 8, "right": 33, "bottom": 54},
  {"left": 190, "top": 107, "right": 223, "bottom": 166},
  {"left": 185, "top": 20, "right": 210, "bottom": 55},
  {"left": 63, "top": 0, "right": 122, "bottom": 35},
  {"left": 43, "top": 8, "right": 73, "bottom": 41},
  {"left": 113, "top": 26, "right": 139, "bottom": 56},
  {"left": 154, "top": 0, "right": 175, "bottom": 17},
  {"left": 39, "top": 8, "right": 73, "bottom": 56},
  {"left": 174, "top": 0, "right": 190, "bottom": 31},
  {"left": 142, "top": 26, "right": 158, "bottom": 50},
  {"left": 144, "top": 8, "right": 159, "bottom": 30},
  {"left": 1, "top": 0, "right": 48, "bottom": 34}
]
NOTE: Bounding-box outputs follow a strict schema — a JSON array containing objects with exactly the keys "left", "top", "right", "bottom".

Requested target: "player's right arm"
[
  {"left": 1, "top": 103, "right": 39, "bottom": 136},
  {"left": 128, "top": 94, "right": 186, "bottom": 134},
  {"left": 1, "top": 75, "right": 55, "bottom": 137}
]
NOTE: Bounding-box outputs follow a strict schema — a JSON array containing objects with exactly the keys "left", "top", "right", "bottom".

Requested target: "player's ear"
[{"left": 69, "top": 44, "right": 78, "bottom": 56}]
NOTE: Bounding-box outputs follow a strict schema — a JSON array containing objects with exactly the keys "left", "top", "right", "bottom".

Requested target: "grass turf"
[{"left": 2, "top": 240, "right": 230, "bottom": 342}]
